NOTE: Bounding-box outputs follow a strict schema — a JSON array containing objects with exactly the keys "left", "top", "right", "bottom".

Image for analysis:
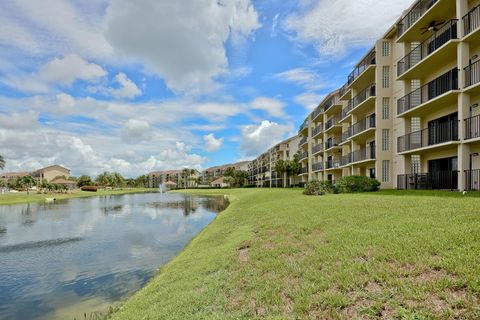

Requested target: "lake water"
[{"left": 0, "top": 192, "right": 227, "bottom": 320}]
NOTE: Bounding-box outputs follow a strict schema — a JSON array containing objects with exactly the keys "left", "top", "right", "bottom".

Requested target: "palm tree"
[
  {"left": 181, "top": 168, "right": 191, "bottom": 189},
  {"left": 274, "top": 160, "right": 287, "bottom": 188},
  {"left": 0, "top": 155, "right": 5, "bottom": 170},
  {"left": 19, "top": 175, "right": 36, "bottom": 195}
]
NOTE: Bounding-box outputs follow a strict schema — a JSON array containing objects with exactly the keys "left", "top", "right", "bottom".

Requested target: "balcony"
[
  {"left": 312, "top": 105, "right": 323, "bottom": 121},
  {"left": 298, "top": 136, "right": 308, "bottom": 147},
  {"left": 325, "top": 138, "right": 340, "bottom": 151},
  {"left": 350, "top": 114, "right": 376, "bottom": 141},
  {"left": 397, "top": 68, "right": 458, "bottom": 116},
  {"left": 298, "top": 120, "right": 309, "bottom": 133},
  {"left": 340, "top": 100, "right": 353, "bottom": 121},
  {"left": 342, "top": 147, "right": 376, "bottom": 166},
  {"left": 465, "top": 60, "right": 480, "bottom": 93},
  {"left": 397, "top": 171, "right": 458, "bottom": 190},
  {"left": 299, "top": 167, "right": 309, "bottom": 175},
  {"left": 339, "top": 82, "right": 351, "bottom": 100},
  {"left": 312, "top": 162, "right": 323, "bottom": 172},
  {"left": 340, "top": 128, "right": 352, "bottom": 144},
  {"left": 325, "top": 116, "right": 341, "bottom": 131},
  {"left": 347, "top": 50, "right": 376, "bottom": 89},
  {"left": 351, "top": 84, "right": 376, "bottom": 115},
  {"left": 326, "top": 159, "right": 342, "bottom": 170},
  {"left": 465, "top": 115, "right": 480, "bottom": 140},
  {"left": 397, "top": 121, "right": 458, "bottom": 153},
  {"left": 312, "top": 144, "right": 324, "bottom": 155},
  {"left": 299, "top": 151, "right": 309, "bottom": 161},
  {"left": 465, "top": 169, "right": 480, "bottom": 191},
  {"left": 463, "top": 4, "right": 480, "bottom": 43},
  {"left": 397, "top": 20, "right": 458, "bottom": 79},
  {"left": 312, "top": 124, "right": 323, "bottom": 138}
]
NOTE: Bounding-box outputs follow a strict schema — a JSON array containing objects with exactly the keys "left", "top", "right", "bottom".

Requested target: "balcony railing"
[
  {"left": 312, "top": 124, "right": 323, "bottom": 137},
  {"left": 325, "top": 116, "right": 340, "bottom": 130},
  {"left": 312, "top": 144, "right": 324, "bottom": 154},
  {"left": 465, "top": 169, "right": 480, "bottom": 191},
  {"left": 300, "top": 167, "right": 308, "bottom": 174},
  {"left": 465, "top": 60, "right": 480, "bottom": 88},
  {"left": 326, "top": 159, "right": 342, "bottom": 169},
  {"left": 312, "top": 105, "right": 323, "bottom": 120},
  {"left": 352, "top": 84, "right": 376, "bottom": 111},
  {"left": 397, "top": 68, "right": 458, "bottom": 115},
  {"left": 342, "top": 147, "right": 376, "bottom": 166},
  {"left": 312, "top": 163, "right": 323, "bottom": 172},
  {"left": 465, "top": 115, "right": 480, "bottom": 140},
  {"left": 339, "top": 82, "right": 349, "bottom": 97},
  {"left": 397, "top": 171, "right": 458, "bottom": 190},
  {"left": 397, "top": 121, "right": 458, "bottom": 153},
  {"left": 299, "top": 151, "right": 309, "bottom": 161},
  {"left": 299, "top": 120, "right": 309, "bottom": 132},
  {"left": 397, "top": 20, "right": 458, "bottom": 76},
  {"left": 351, "top": 114, "right": 376, "bottom": 138},
  {"left": 341, "top": 100, "right": 353, "bottom": 120},
  {"left": 463, "top": 4, "right": 480, "bottom": 36},
  {"left": 397, "top": 0, "right": 439, "bottom": 38},
  {"left": 298, "top": 136, "right": 308, "bottom": 147},
  {"left": 341, "top": 128, "right": 352, "bottom": 143},
  {"left": 324, "top": 97, "right": 339, "bottom": 112},
  {"left": 325, "top": 139, "right": 339, "bottom": 150},
  {"left": 347, "top": 50, "right": 376, "bottom": 85}
]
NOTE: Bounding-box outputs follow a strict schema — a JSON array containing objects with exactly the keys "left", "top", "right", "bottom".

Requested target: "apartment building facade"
[
  {"left": 248, "top": 135, "right": 301, "bottom": 187},
  {"left": 296, "top": 0, "right": 480, "bottom": 191},
  {"left": 201, "top": 161, "right": 250, "bottom": 184}
]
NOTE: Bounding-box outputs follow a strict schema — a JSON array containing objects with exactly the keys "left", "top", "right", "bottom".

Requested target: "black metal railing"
[
  {"left": 397, "top": 0, "right": 439, "bottom": 38},
  {"left": 341, "top": 154, "right": 351, "bottom": 166},
  {"left": 312, "top": 124, "right": 323, "bottom": 137},
  {"left": 465, "top": 60, "right": 480, "bottom": 88},
  {"left": 341, "top": 128, "right": 352, "bottom": 143},
  {"left": 397, "top": 171, "right": 458, "bottom": 190},
  {"left": 312, "top": 162, "right": 323, "bottom": 172},
  {"left": 341, "top": 100, "right": 353, "bottom": 120},
  {"left": 465, "top": 169, "right": 480, "bottom": 191},
  {"left": 300, "top": 167, "right": 308, "bottom": 174},
  {"left": 397, "top": 20, "right": 458, "bottom": 76},
  {"left": 347, "top": 50, "right": 376, "bottom": 84},
  {"left": 465, "top": 115, "right": 480, "bottom": 140},
  {"left": 342, "top": 147, "right": 375, "bottom": 166},
  {"left": 325, "top": 139, "right": 339, "bottom": 150},
  {"left": 299, "top": 151, "right": 309, "bottom": 161},
  {"left": 326, "top": 159, "right": 342, "bottom": 169},
  {"left": 397, "top": 121, "right": 458, "bottom": 152},
  {"left": 324, "top": 97, "right": 337, "bottom": 112},
  {"left": 352, "top": 84, "right": 376, "bottom": 110},
  {"left": 312, "top": 105, "right": 323, "bottom": 120},
  {"left": 463, "top": 4, "right": 480, "bottom": 36},
  {"left": 351, "top": 114, "right": 376, "bottom": 137},
  {"left": 298, "top": 136, "right": 308, "bottom": 147},
  {"left": 325, "top": 116, "right": 340, "bottom": 130},
  {"left": 397, "top": 68, "right": 458, "bottom": 115},
  {"left": 339, "top": 82, "right": 349, "bottom": 97},
  {"left": 299, "top": 120, "right": 309, "bottom": 132},
  {"left": 312, "top": 144, "right": 323, "bottom": 154}
]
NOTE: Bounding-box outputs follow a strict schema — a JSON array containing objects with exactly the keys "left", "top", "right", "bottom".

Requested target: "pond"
[{"left": 0, "top": 192, "right": 227, "bottom": 320}]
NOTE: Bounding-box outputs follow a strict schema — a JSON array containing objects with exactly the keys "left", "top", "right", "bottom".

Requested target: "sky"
[{"left": 0, "top": 0, "right": 414, "bottom": 178}]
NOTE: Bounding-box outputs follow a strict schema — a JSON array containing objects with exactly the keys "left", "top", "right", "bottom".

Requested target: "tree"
[
  {"left": 223, "top": 176, "right": 235, "bottom": 187},
  {"left": 77, "top": 175, "right": 93, "bottom": 188},
  {"left": 181, "top": 168, "right": 194, "bottom": 189},
  {"left": 19, "top": 175, "right": 36, "bottom": 195},
  {"left": 96, "top": 172, "right": 111, "bottom": 188},
  {"left": 0, "top": 155, "right": 5, "bottom": 170},
  {"left": 274, "top": 160, "right": 288, "bottom": 187},
  {"left": 224, "top": 167, "right": 236, "bottom": 178},
  {"left": 233, "top": 170, "right": 249, "bottom": 188},
  {"left": 285, "top": 153, "right": 301, "bottom": 187},
  {"left": 111, "top": 172, "right": 125, "bottom": 189}
]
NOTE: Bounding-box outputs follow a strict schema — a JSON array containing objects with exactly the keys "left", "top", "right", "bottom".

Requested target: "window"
[
  {"left": 411, "top": 79, "right": 420, "bottom": 91},
  {"left": 382, "top": 129, "right": 390, "bottom": 151},
  {"left": 382, "top": 41, "right": 390, "bottom": 57},
  {"left": 382, "top": 160, "right": 390, "bottom": 182},
  {"left": 382, "top": 66, "right": 390, "bottom": 88},
  {"left": 382, "top": 97, "right": 390, "bottom": 120},
  {"left": 411, "top": 155, "right": 421, "bottom": 174}
]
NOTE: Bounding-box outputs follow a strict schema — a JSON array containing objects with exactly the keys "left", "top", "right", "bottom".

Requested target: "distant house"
[
  {"left": 165, "top": 181, "right": 177, "bottom": 189},
  {"left": 0, "top": 172, "right": 30, "bottom": 181},
  {"left": 32, "top": 165, "right": 71, "bottom": 183},
  {"left": 50, "top": 178, "right": 77, "bottom": 190},
  {"left": 210, "top": 177, "right": 228, "bottom": 188}
]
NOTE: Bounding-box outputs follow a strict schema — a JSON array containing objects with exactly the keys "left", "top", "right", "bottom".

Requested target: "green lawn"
[
  {"left": 0, "top": 188, "right": 156, "bottom": 205},
  {"left": 110, "top": 189, "right": 480, "bottom": 319}
]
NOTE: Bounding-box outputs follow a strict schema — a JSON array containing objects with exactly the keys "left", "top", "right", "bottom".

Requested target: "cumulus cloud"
[
  {"left": 121, "top": 119, "right": 152, "bottom": 144},
  {"left": 203, "top": 133, "right": 224, "bottom": 152},
  {"left": 284, "top": 0, "right": 413, "bottom": 57},
  {"left": 294, "top": 92, "right": 323, "bottom": 111},
  {"left": 240, "top": 120, "right": 293, "bottom": 157},
  {"left": 105, "top": 0, "right": 260, "bottom": 93},
  {"left": 251, "top": 97, "right": 286, "bottom": 118},
  {"left": 90, "top": 72, "right": 142, "bottom": 100}
]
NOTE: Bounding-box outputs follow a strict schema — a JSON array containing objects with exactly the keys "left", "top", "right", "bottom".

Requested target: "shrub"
[
  {"left": 81, "top": 186, "right": 98, "bottom": 192},
  {"left": 303, "top": 180, "right": 334, "bottom": 196},
  {"left": 243, "top": 184, "right": 256, "bottom": 188},
  {"left": 336, "top": 176, "right": 380, "bottom": 193}
]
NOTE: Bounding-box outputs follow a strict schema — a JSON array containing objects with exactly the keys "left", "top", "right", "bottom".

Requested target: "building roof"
[
  {"left": 0, "top": 172, "right": 30, "bottom": 178},
  {"left": 51, "top": 178, "right": 76, "bottom": 185},
  {"left": 34, "top": 164, "right": 70, "bottom": 173},
  {"left": 165, "top": 180, "right": 177, "bottom": 186},
  {"left": 205, "top": 161, "right": 250, "bottom": 172},
  {"left": 210, "top": 177, "right": 226, "bottom": 185},
  {"left": 148, "top": 170, "right": 182, "bottom": 176}
]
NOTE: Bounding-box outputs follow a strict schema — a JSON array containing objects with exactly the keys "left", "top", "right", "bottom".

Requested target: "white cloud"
[
  {"left": 90, "top": 72, "right": 142, "bottom": 100},
  {"left": 284, "top": 0, "right": 413, "bottom": 57},
  {"left": 251, "top": 97, "right": 286, "bottom": 118},
  {"left": 294, "top": 92, "right": 323, "bottom": 111},
  {"left": 121, "top": 119, "right": 152, "bottom": 144},
  {"left": 240, "top": 120, "right": 293, "bottom": 157},
  {"left": 203, "top": 133, "right": 224, "bottom": 152},
  {"left": 273, "top": 68, "right": 323, "bottom": 90},
  {"left": 105, "top": 0, "right": 260, "bottom": 93}
]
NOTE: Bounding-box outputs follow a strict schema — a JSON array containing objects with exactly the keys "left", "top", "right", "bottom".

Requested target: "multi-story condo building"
[
  {"left": 248, "top": 135, "right": 301, "bottom": 187},
  {"left": 296, "top": 0, "right": 480, "bottom": 191},
  {"left": 201, "top": 161, "right": 250, "bottom": 184}
]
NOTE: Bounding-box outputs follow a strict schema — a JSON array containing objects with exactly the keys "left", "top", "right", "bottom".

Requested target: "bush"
[
  {"left": 336, "top": 176, "right": 380, "bottom": 193},
  {"left": 81, "top": 186, "right": 98, "bottom": 192},
  {"left": 243, "top": 184, "right": 257, "bottom": 188},
  {"left": 303, "top": 180, "right": 334, "bottom": 196}
]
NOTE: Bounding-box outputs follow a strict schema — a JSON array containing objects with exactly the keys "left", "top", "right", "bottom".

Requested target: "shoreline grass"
[
  {"left": 0, "top": 188, "right": 157, "bottom": 206},
  {"left": 109, "top": 188, "right": 480, "bottom": 319}
]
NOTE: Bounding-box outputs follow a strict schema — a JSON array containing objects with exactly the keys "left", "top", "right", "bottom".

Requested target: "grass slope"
[
  {"left": 110, "top": 189, "right": 480, "bottom": 319},
  {"left": 0, "top": 188, "right": 156, "bottom": 206}
]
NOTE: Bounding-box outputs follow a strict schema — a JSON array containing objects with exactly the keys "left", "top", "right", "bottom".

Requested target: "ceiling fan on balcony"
[{"left": 420, "top": 20, "right": 445, "bottom": 34}]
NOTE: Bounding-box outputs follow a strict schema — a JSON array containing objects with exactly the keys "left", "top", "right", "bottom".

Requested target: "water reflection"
[{"left": 0, "top": 193, "right": 227, "bottom": 320}]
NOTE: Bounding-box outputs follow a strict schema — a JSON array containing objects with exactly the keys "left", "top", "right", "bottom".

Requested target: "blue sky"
[{"left": 0, "top": 0, "right": 413, "bottom": 177}]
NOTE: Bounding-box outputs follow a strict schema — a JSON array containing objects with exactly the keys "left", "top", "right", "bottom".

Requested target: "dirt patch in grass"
[
  {"left": 238, "top": 245, "right": 250, "bottom": 263},
  {"left": 250, "top": 299, "right": 266, "bottom": 318}
]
